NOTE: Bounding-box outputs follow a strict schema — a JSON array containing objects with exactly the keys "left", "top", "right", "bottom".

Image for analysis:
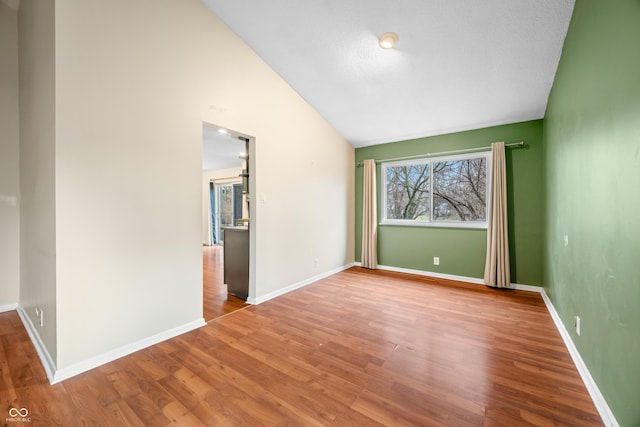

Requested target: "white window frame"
[{"left": 380, "top": 151, "right": 491, "bottom": 229}]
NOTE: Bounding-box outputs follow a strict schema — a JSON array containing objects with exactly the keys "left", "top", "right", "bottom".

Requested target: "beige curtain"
[
  {"left": 361, "top": 159, "right": 378, "bottom": 269},
  {"left": 484, "top": 142, "right": 510, "bottom": 287}
]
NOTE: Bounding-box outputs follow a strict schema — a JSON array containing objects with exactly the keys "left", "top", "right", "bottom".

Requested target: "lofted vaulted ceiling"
[{"left": 203, "top": 0, "right": 575, "bottom": 147}]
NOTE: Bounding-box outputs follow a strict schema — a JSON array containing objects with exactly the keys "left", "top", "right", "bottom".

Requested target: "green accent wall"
[
  {"left": 355, "top": 120, "right": 544, "bottom": 285},
  {"left": 543, "top": 1, "right": 640, "bottom": 425}
]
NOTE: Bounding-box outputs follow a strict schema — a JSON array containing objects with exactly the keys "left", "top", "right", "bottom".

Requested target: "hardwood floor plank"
[
  {"left": 103, "top": 398, "right": 148, "bottom": 427},
  {"left": 15, "top": 383, "right": 75, "bottom": 426},
  {"left": 329, "top": 405, "right": 387, "bottom": 427},
  {"left": 0, "top": 267, "right": 604, "bottom": 426},
  {"left": 2, "top": 334, "right": 37, "bottom": 390},
  {"left": 63, "top": 371, "right": 121, "bottom": 409},
  {"left": 123, "top": 392, "right": 173, "bottom": 426},
  {"left": 350, "top": 387, "right": 455, "bottom": 427},
  {"left": 0, "top": 340, "right": 18, "bottom": 403}
]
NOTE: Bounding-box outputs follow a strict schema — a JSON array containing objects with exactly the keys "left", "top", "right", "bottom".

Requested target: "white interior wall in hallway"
[
  {"left": 0, "top": 2, "right": 20, "bottom": 309},
  {"left": 18, "top": 0, "right": 58, "bottom": 362}
]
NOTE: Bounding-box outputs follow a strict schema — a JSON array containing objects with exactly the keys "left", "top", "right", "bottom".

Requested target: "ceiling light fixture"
[
  {"left": 378, "top": 32, "right": 399, "bottom": 49},
  {"left": 217, "top": 128, "right": 228, "bottom": 134}
]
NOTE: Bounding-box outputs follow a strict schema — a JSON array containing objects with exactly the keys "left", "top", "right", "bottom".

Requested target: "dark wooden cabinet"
[{"left": 223, "top": 227, "right": 249, "bottom": 300}]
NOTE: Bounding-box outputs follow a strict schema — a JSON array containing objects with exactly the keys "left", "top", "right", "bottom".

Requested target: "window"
[
  {"left": 215, "top": 181, "right": 243, "bottom": 243},
  {"left": 381, "top": 152, "right": 490, "bottom": 228}
]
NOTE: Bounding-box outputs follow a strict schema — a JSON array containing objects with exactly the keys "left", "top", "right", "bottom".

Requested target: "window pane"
[
  {"left": 219, "top": 185, "right": 234, "bottom": 227},
  {"left": 432, "top": 158, "right": 486, "bottom": 222},
  {"left": 385, "top": 163, "right": 430, "bottom": 220}
]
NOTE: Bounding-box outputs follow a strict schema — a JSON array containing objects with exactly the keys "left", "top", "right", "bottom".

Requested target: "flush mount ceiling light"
[
  {"left": 217, "top": 128, "right": 228, "bottom": 134},
  {"left": 378, "top": 32, "right": 399, "bottom": 49}
]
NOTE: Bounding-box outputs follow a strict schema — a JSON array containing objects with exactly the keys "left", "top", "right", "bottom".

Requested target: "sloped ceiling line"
[{"left": 203, "top": 0, "right": 575, "bottom": 147}]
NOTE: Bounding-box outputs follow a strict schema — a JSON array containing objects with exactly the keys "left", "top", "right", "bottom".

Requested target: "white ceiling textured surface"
[
  {"left": 202, "top": 0, "right": 574, "bottom": 147},
  {"left": 202, "top": 125, "right": 246, "bottom": 171}
]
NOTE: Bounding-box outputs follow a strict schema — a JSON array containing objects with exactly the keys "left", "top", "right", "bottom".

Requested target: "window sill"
[{"left": 379, "top": 220, "right": 487, "bottom": 230}]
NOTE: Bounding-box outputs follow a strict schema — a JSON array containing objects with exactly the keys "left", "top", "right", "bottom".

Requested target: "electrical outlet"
[
  {"left": 433, "top": 257, "right": 440, "bottom": 266},
  {"left": 314, "top": 258, "right": 318, "bottom": 268},
  {"left": 575, "top": 315, "right": 581, "bottom": 336},
  {"left": 564, "top": 235, "right": 569, "bottom": 246},
  {"left": 34, "top": 307, "right": 44, "bottom": 327}
]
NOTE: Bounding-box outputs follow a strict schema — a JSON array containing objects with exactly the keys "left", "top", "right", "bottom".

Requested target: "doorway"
[{"left": 202, "top": 123, "right": 253, "bottom": 321}]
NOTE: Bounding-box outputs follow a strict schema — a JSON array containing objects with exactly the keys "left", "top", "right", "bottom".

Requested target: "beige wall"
[
  {"left": 49, "top": 0, "right": 353, "bottom": 371},
  {"left": 18, "top": 0, "right": 58, "bottom": 361},
  {"left": 0, "top": 2, "right": 20, "bottom": 309}
]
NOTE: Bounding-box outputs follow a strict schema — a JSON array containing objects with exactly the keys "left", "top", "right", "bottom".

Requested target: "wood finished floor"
[
  {"left": 203, "top": 245, "right": 248, "bottom": 322},
  {"left": 1, "top": 267, "right": 602, "bottom": 426}
]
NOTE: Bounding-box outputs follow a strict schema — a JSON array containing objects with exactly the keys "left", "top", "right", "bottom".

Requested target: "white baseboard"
[
  {"left": 539, "top": 290, "right": 619, "bottom": 427},
  {"left": 51, "top": 318, "right": 206, "bottom": 384},
  {"left": 17, "top": 305, "right": 57, "bottom": 383},
  {"left": 353, "top": 262, "right": 617, "bottom": 427},
  {"left": 356, "top": 262, "right": 537, "bottom": 290},
  {"left": 247, "top": 262, "right": 356, "bottom": 305},
  {"left": 374, "top": 263, "right": 484, "bottom": 284},
  {"left": 0, "top": 302, "right": 18, "bottom": 313},
  {"left": 512, "top": 283, "right": 544, "bottom": 292},
  {"left": 17, "top": 304, "right": 205, "bottom": 384}
]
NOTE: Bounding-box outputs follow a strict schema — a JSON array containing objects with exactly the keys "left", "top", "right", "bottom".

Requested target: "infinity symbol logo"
[{"left": 8, "top": 407, "right": 29, "bottom": 417}]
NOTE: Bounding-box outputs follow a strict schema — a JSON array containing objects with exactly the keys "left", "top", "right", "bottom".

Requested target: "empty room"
[{"left": 0, "top": 0, "right": 638, "bottom": 425}]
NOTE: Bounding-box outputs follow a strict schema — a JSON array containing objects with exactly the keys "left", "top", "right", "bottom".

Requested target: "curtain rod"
[{"left": 356, "top": 141, "right": 525, "bottom": 167}]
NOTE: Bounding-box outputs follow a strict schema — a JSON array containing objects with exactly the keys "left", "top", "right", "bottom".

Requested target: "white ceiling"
[
  {"left": 203, "top": 0, "right": 575, "bottom": 147},
  {"left": 202, "top": 125, "right": 247, "bottom": 171}
]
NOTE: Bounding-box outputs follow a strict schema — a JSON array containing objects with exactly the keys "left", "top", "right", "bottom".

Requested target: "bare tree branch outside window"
[
  {"left": 385, "top": 163, "right": 430, "bottom": 220},
  {"left": 433, "top": 158, "right": 486, "bottom": 221},
  {"left": 383, "top": 155, "right": 487, "bottom": 224}
]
